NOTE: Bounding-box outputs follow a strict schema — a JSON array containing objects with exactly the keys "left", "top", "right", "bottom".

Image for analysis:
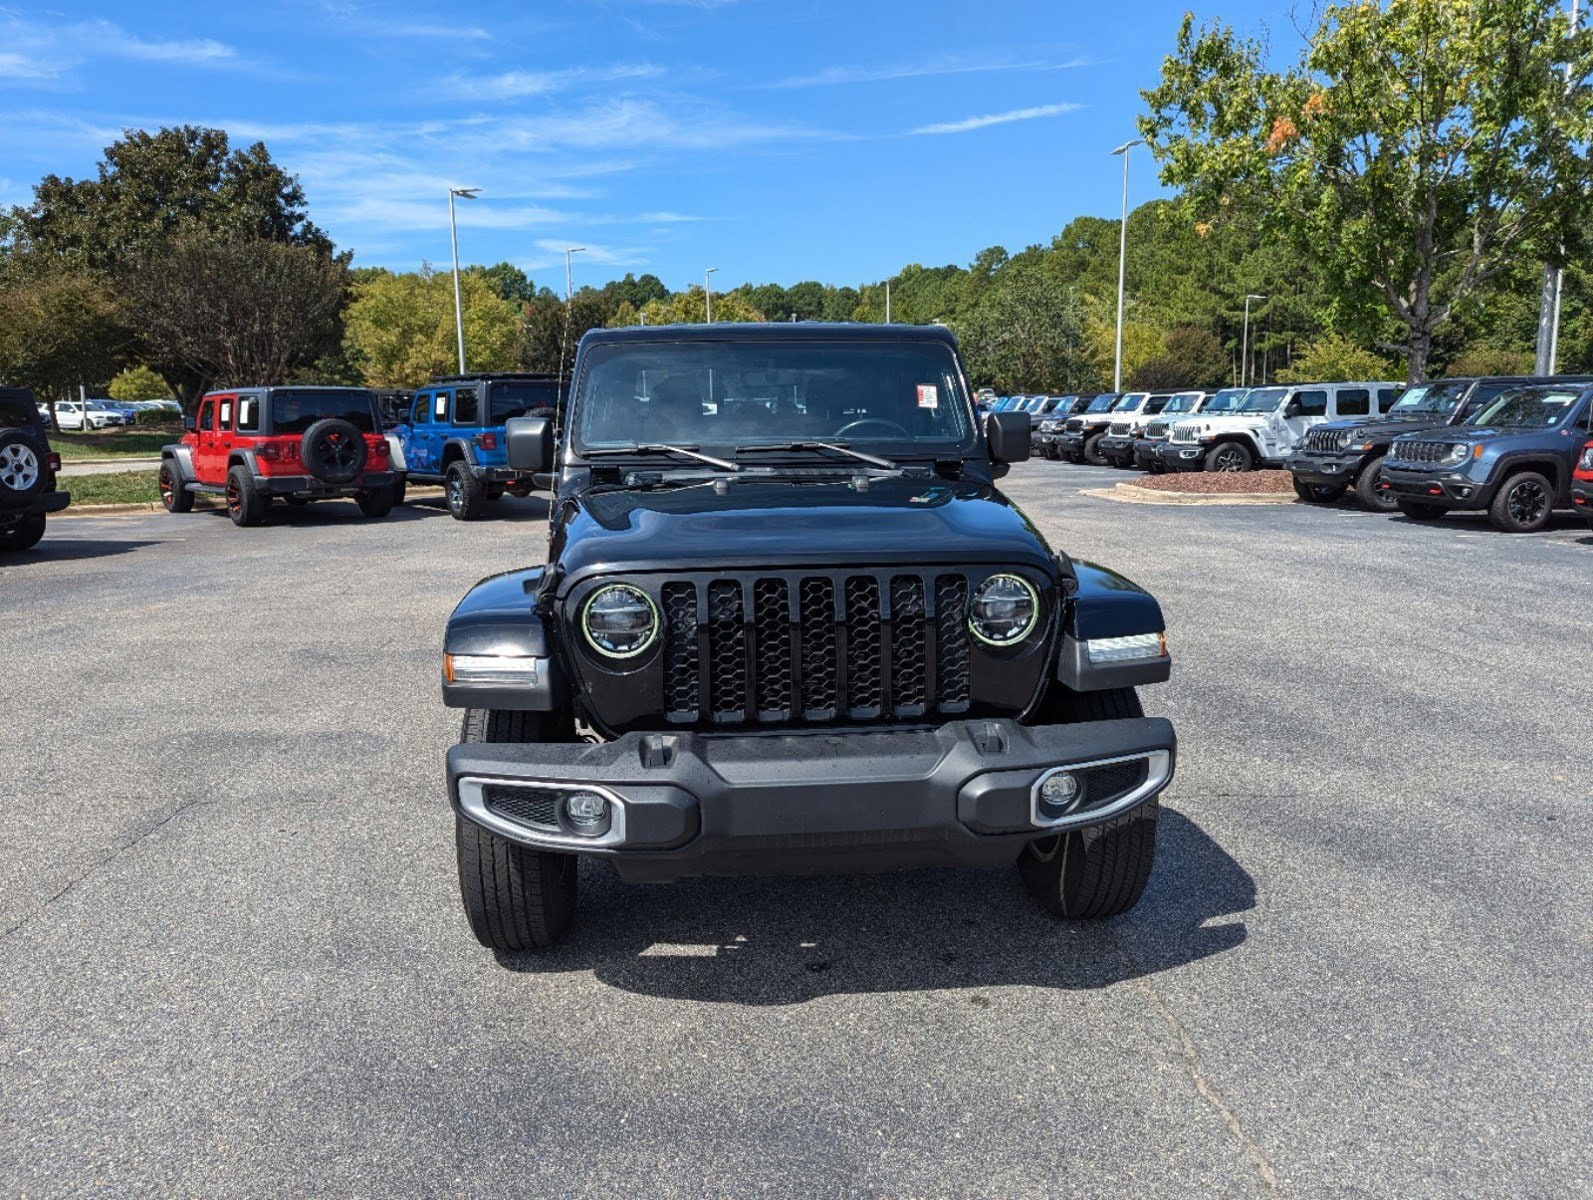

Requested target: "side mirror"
[
  {"left": 505, "top": 415, "right": 554, "bottom": 473},
  {"left": 183, "top": 414, "right": 197, "bottom": 433},
  {"left": 986, "top": 411, "right": 1032, "bottom": 464},
  {"left": 1283, "top": 398, "right": 1302, "bottom": 418}
]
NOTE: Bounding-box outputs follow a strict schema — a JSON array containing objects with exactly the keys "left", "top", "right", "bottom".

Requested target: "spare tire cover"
[{"left": 300, "top": 418, "right": 367, "bottom": 484}]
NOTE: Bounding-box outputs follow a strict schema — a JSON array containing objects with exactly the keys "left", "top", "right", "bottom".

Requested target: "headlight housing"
[
  {"left": 968, "top": 574, "right": 1040, "bottom": 646},
  {"left": 1442, "top": 442, "right": 1470, "bottom": 465},
  {"left": 581, "top": 583, "right": 659, "bottom": 657},
  {"left": 1580, "top": 445, "right": 1593, "bottom": 471}
]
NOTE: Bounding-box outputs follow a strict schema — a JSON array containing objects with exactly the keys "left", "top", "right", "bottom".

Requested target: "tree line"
[{"left": 3, "top": 2, "right": 1588, "bottom": 403}]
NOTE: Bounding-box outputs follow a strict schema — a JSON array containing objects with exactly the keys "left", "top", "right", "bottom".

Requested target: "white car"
[
  {"left": 1160, "top": 381, "right": 1402, "bottom": 472},
  {"left": 50, "top": 401, "right": 127, "bottom": 431}
]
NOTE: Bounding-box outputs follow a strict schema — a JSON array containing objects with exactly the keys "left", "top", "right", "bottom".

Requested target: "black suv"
[
  {"left": 1286, "top": 376, "right": 1592, "bottom": 511},
  {"left": 438, "top": 324, "right": 1178, "bottom": 951},
  {"left": 0, "top": 387, "right": 70, "bottom": 552}
]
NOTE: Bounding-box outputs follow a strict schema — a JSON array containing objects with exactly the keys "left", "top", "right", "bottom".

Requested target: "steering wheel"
[{"left": 833, "top": 418, "right": 910, "bottom": 440}]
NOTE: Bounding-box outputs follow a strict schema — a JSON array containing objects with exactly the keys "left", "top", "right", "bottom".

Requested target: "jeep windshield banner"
[
  {"left": 572, "top": 340, "right": 977, "bottom": 452},
  {"left": 271, "top": 390, "right": 377, "bottom": 433}
]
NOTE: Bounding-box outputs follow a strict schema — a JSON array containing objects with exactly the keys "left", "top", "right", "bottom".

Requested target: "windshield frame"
[{"left": 567, "top": 335, "right": 980, "bottom": 461}]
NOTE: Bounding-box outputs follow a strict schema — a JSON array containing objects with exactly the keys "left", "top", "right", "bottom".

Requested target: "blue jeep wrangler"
[
  {"left": 389, "top": 373, "right": 562, "bottom": 520},
  {"left": 1381, "top": 381, "right": 1593, "bottom": 532}
]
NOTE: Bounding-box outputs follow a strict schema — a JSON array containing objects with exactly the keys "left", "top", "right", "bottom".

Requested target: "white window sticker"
[
  {"left": 916, "top": 384, "right": 939, "bottom": 410},
  {"left": 435, "top": 396, "right": 448, "bottom": 419},
  {"left": 219, "top": 401, "right": 232, "bottom": 427}
]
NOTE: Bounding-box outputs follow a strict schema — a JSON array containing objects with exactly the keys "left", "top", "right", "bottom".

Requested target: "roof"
[
  {"left": 428, "top": 372, "right": 564, "bottom": 384},
  {"left": 579, "top": 321, "right": 960, "bottom": 347}
]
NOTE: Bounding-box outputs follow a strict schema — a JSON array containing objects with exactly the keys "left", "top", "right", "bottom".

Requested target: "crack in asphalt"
[
  {"left": 0, "top": 796, "right": 207, "bottom": 942},
  {"left": 1133, "top": 975, "right": 1284, "bottom": 1198}
]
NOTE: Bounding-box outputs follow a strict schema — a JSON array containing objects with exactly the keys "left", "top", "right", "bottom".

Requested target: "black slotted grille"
[
  {"left": 753, "top": 578, "right": 792, "bottom": 719},
  {"left": 890, "top": 575, "right": 928, "bottom": 714},
  {"left": 482, "top": 785, "right": 559, "bottom": 830},
  {"left": 799, "top": 576, "right": 838, "bottom": 718},
  {"left": 1303, "top": 427, "right": 1351, "bottom": 454},
  {"left": 661, "top": 582, "right": 699, "bottom": 720},
  {"left": 626, "top": 568, "right": 993, "bottom": 729},
  {"left": 1144, "top": 419, "right": 1170, "bottom": 440},
  {"left": 1391, "top": 440, "right": 1448, "bottom": 463},
  {"left": 706, "top": 580, "right": 746, "bottom": 721}
]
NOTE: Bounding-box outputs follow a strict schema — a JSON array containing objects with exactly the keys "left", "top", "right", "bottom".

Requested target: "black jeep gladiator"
[{"left": 440, "top": 324, "right": 1177, "bottom": 950}]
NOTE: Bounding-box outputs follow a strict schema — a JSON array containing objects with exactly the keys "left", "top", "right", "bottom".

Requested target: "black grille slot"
[
  {"left": 662, "top": 582, "right": 700, "bottom": 720},
  {"left": 482, "top": 785, "right": 559, "bottom": 830},
  {"left": 1144, "top": 419, "right": 1169, "bottom": 440},
  {"left": 753, "top": 578, "right": 792, "bottom": 720},
  {"left": 1303, "top": 428, "right": 1349, "bottom": 454},
  {"left": 844, "top": 576, "right": 884, "bottom": 718},
  {"left": 1392, "top": 440, "right": 1447, "bottom": 464},
  {"left": 934, "top": 575, "right": 971, "bottom": 708},
  {"left": 799, "top": 576, "right": 838, "bottom": 719},
  {"left": 889, "top": 575, "right": 928, "bottom": 715},
  {"left": 1077, "top": 759, "right": 1150, "bottom": 808},
  {"left": 707, "top": 580, "right": 747, "bottom": 721}
]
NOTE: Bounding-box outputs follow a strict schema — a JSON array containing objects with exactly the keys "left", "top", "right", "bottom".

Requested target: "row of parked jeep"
[{"left": 1018, "top": 376, "right": 1593, "bottom": 534}]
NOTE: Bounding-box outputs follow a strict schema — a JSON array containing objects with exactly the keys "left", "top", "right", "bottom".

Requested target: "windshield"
[
  {"left": 1464, "top": 386, "right": 1585, "bottom": 429},
  {"left": 573, "top": 338, "right": 976, "bottom": 454},
  {"left": 1112, "top": 393, "right": 1148, "bottom": 412},
  {"left": 1203, "top": 388, "right": 1248, "bottom": 413},
  {"left": 1387, "top": 382, "right": 1469, "bottom": 416},
  {"left": 1083, "top": 394, "right": 1116, "bottom": 413},
  {"left": 490, "top": 380, "right": 561, "bottom": 422},
  {"left": 271, "top": 389, "right": 377, "bottom": 434},
  {"left": 1237, "top": 386, "right": 1288, "bottom": 413},
  {"left": 1165, "top": 391, "right": 1204, "bottom": 414}
]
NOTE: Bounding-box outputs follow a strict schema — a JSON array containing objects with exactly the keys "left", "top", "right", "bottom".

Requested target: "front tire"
[
  {"left": 1204, "top": 441, "right": 1253, "bottom": 473},
  {"left": 1354, "top": 458, "right": 1397, "bottom": 512},
  {"left": 1018, "top": 685, "right": 1159, "bottom": 920},
  {"left": 1083, "top": 433, "right": 1108, "bottom": 466},
  {"left": 225, "top": 465, "right": 266, "bottom": 527},
  {"left": 455, "top": 708, "right": 579, "bottom": 951},
  {"left": 357, "top": 484, "right": 395, "bottom": 518},
  {"left": 158, "top": 460, "right": 193, "bottom": 513},
  {"left": 0, "top": 514, "right": 46, "bottom": 552},
  {"left": 1488, "top": 471, "right": 1554, "bottom": 533},
  {"left": 1292, "top": 477, "right": 1346, "bottom": 503},
  {"left": 445, "top": 461, "right": 486, "bottom": 521}
]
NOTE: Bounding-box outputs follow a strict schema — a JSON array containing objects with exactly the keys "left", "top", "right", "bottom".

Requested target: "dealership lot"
[{"left": 2, "top": 464, "right": 1589, "bottom": 1198}]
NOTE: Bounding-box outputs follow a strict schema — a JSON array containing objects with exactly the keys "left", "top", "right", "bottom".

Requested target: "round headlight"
[
  {"left": 1581, "top": 445, "right": 1593, "bottom": 471},
  {"left": 968, "top": 573, "right": 1040, "bottom": 646},
  {"left": 581, "top": 584, "right": 659, "bottom": 657},
  {"left": 1442, "top": 442, "right": 1469, "bottom": 464}
]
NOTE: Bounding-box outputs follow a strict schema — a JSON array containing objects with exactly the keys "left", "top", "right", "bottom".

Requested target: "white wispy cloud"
[
  {"left": 442, "top": 63, "right": 666, "bottom": 101},
  {"left": 0, "top": 14, "right": 241, "bottom": 85},
  {"left": 910, "top": 103, "right": 1083, "bottom": 136},
  {"left": 770, "top": 53, "right": 1092, "bottom": 89}
]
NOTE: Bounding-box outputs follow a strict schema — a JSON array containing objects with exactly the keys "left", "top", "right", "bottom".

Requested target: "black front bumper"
[
  {"left": 1379, "top": 466, "right": 1489, "bottom": 510},
  {"left": 1098, "top": 436, "right": 1136, "bottom": 464},
  {"left": 1286, "top": 451, "right": 1370, "bottom": 486},
  {"left": 1154, "top": 442, "right": 1207, "bottom": 471},
  {"left": 1056, "top": 433, "right": 1087, "bottom": 456},
  {"left": 449, "top": 717, "right": 1176, "bottom": 883},
  {"left": 1571, "top": 481, "right": 1592, "bottom": 518}
]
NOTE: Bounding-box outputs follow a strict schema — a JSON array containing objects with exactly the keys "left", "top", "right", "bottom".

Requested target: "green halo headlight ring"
[
  {"left": 581, "top": 583, "right": 661, "bottom": 659},
  {"left": 967, "top": 573, "right": 1041, "bottom": 646}
]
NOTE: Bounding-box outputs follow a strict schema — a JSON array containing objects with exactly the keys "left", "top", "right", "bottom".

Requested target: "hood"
[
  {"left": 1172, "top": 412, "right": 1272, "bottom": 430},
  {"left": 551, "top": 473, "right": 1057, "bottom": 585},
  {"left": 1314, "top": 414, "right": 1460, "bottom": 437}
]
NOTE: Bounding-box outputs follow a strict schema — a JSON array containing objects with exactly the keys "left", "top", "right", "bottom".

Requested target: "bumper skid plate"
[{"left": 449, "top": 717, "right": 1176, "bottom": 883}]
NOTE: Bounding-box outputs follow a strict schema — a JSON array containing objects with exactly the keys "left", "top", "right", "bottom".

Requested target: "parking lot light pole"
[
  {"left": 1535, "top": 0, "right": 1583, "bottom": 374},
  {"left": 704, "top": 267, "right": 719, "bottom": 323},
  {"left": 565, "top": 247, "right": 586, "bottom": 302},
  {"left": 1241, "top": 294, "right": 1266, "bottom": 388},
  {"left": 885, "top": 278, "right": 892, "bottom": 324},
  {"left": 448, "top": 187, "right": 480, "bottom": 373},
  {"left": 1111, "top": 140, "right": 1143, "bottom": 392}
]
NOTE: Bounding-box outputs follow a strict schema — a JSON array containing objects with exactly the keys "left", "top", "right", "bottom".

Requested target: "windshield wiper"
[
  {"left": 582, "top": 444, "right": 741, "bottom": 471},
  {"left": 737, "top": 441, "right": 899, "bottom": 470}
]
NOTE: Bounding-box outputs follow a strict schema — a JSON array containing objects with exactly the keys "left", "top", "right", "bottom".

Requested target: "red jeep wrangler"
[
  {"left": 1574, "top": 438, "right": 1593, "bottom": 529},
  {"left": 159, "top": 387, "right": 396, "bottom": 526}
]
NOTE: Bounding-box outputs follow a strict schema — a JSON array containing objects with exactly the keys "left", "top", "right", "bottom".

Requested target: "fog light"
[
  {"left": 563, "top": 791, "right": 610, "bottom": 835},
  {"left": 1040, "top": 772, "right": 1079, "bottom": 807},
  {"left": 1086, "top": 631, "right": 1166, "bottom": 664}
]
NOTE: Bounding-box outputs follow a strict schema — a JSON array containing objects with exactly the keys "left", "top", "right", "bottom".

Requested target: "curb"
[
  {"left": 57, "top": 457, "right": 162, "bottom": 469},
  {"left": 1085, "top": 484, "right": 1298, "bottom": 506}
]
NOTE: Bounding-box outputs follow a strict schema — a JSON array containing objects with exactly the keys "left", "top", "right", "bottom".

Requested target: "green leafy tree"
[
  {"left": 1142, "top": 2, "right": 1593, "bottom": 382},
  {"left": 107, "top": 365, "right": 171, "bottom": 401},
  {"left": 519, "top": 288, "right": 617, "bottom": 374},
  {"left": 0, "top": 261, "right": 129, "bottom": 405},
  {"left": 344, "top": 265, "right": 519, "bottom": 387},
  {"left": 11, "top": 126, "right": 331, "bottom": 270},
  {"left": 1130, "top": 325, "right": 1232, "bottom": 390},
  {"left": 955, "top": 262, "right": 1096, "bottom": 392},
  {"left": 638, "top": 287, "right": 766, "bottom": 326},
  {"left": 476, "top": 262, "right": 535, "bottom": 305},
  {"left": 1274, "top": 333, "right": 1399, "bottom": 383},
  {"left": 606, "top": 273, "right": 670, "bottom": 310}
]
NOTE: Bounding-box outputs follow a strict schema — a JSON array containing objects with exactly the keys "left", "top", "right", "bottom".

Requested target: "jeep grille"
[
  {"left": 1168, "top": 422, "right": 1202, "bottom": 444},
  {"left": 1390, "top": 440, "right": 1449, "bottom": 464},
  {"left": 1143, "top": 419, "right": 1170, "bottom": 440},
  {"left": 644, "top": 570, "right": 975, "bottom": 726},
  {"left": 1302, "top": 428, "right": 1352, "bottom": 454},
  {"left": 1108, "top": 420, "right": 1132, "bottom": 437}
]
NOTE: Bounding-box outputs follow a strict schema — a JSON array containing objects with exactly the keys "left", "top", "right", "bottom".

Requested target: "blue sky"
[{"left": 0, "top": 0, "right": 1294, "bottom": 293}]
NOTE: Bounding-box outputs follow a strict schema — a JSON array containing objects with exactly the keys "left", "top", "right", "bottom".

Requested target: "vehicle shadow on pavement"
[
  {"left": 493, "top": 808, "right": 1254, "bottom": 1004},
  {"left": 391, "top": 497, "right": 552, "bottom": 523},
  {"left": 4, "top": 538, "right": 164, "bottom": 564}
]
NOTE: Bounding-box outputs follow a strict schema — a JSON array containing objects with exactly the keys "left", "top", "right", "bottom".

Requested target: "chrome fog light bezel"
[{"left": 1030, "top": 750, "right": 1173, "bottom": 831}]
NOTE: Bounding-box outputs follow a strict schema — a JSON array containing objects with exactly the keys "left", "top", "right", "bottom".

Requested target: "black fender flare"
[
  {"left": 1056, "top": 561, "right": 1170, "bottom": 692},
  {"left": 443, "top": 566, "right": 568, "bottom": 710}
]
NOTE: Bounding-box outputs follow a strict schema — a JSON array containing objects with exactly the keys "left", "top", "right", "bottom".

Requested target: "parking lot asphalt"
[{"left": 3, "top": 464, "right": 1590, "bottom": 1198}]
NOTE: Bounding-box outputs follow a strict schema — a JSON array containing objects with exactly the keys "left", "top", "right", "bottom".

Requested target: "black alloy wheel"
[
  {"left": 1489, "top": 472, "right": 1554, "bottom": 533},
  {"left": 1205, "top": 442, "right": 1253, "bottom": 473}
]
